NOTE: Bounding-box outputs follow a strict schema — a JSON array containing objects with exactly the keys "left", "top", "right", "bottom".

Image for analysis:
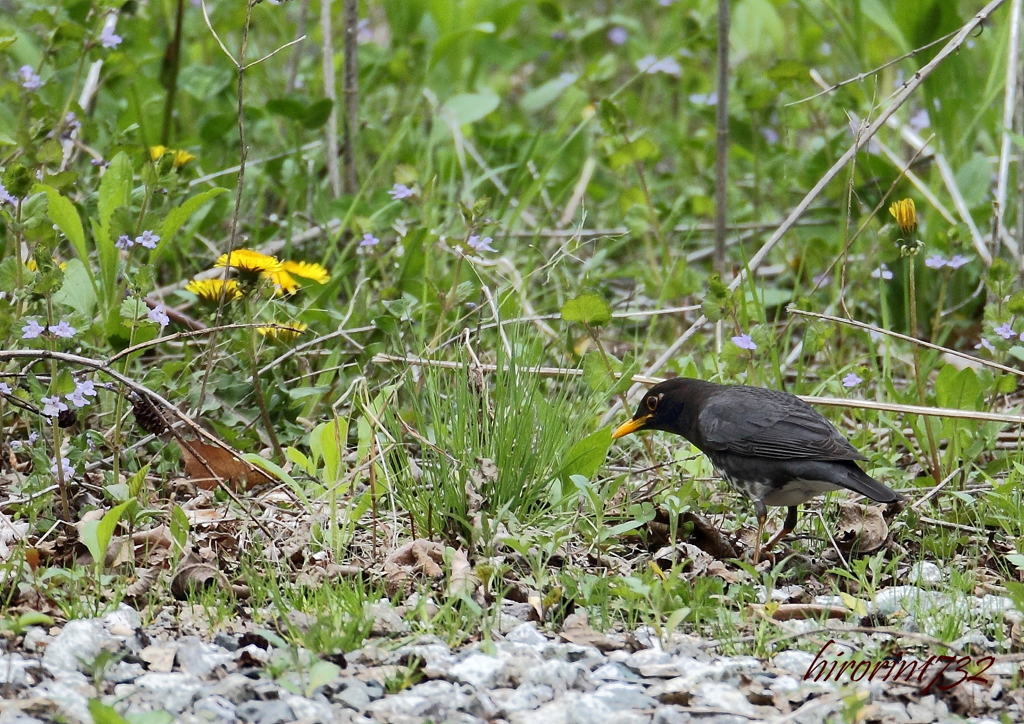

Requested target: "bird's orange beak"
[{"left": 612, "top": 414, "right": 651, "bottom": 439}]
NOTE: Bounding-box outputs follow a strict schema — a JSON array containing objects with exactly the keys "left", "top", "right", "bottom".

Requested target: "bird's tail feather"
[{"left": 837, "top": 463, "right": 902, "bottom": 503}]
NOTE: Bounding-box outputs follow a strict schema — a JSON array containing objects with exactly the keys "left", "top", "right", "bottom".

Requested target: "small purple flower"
[
  {"left": 21, "top": 320, "right": 45, "bottom": 339},
  {"left": 41, "top": 395, "right": 68, "bottom": 418},
  {"left": 947, "top": 254, "right": 969, "bottom": 269},
  {"left": 995, "top": 322, "right": 1015, "bottom": 340},
  {"left": 909, "top": 109, "right": 930, "bottom": 131},
  {"left": 135, "top": 230, "right": 159, "bottom": 249},
  {"left": 924, "top": 254, "right": 946, "bottom": 269},
  {"left": 115, "top": 234, "right": 134, "bottom": 250},
  {"left": 98, "top": 24, "right": 123, "bottom": 49},
  {"left": 18, "top": 65, "right": 42, "bottom": 90},
  {"left": 637, "top": 55, "right": 682, "bottom": 76},
  {"left": 842, "top": 372, "right": 862, "bottom": 388},
  {"left": 74, "top": 380, "right": 97, "bottom": 399},
  {"left": 50, "top": 456, "right": 74, "bottom": 477},
  {"left": 389, "top": 183, "right": 414, "bottom": 200},
  {"left": 148, "top": 304, "right": 170, "bottom": 328},
  {"left": 659, "top": 0, "right": 678, "bottom": 5},
  {"left": 871, "top": 264, "right": 893, "bottom": 281},
  {"left": 357, "top": 18, "right": 373, "bottom": 44},
  {"left": 0, "top": 182, "right": 15, "bottom": 205},
  {"left": 91, "top": 157, "right": 107, "bottom": 168},
  {"left": 0, "top": 382, "right": 11, "bottom": 394},
  {"left": 9, "top": 440, "right": 21, "bottom": 450},
  {"left": 976, "top": 338, "right": 996, "bottom": 353},
  {"left": 467, "top": 235, "right": 496, "bottom": 253},
  {"left": 28, "top": 432, "right": 39, "bottom": 444},
  {"left": 359, "top": 232, "right": 380, "bottom": 247},
  {"left": 66, "top": 389, "right": 89, "bottom": 408},
  {"left": 688, "top": 92, "right": 718, "bottom": 105},
  {"left": 49, "top": 321, "right": 77, "bottom": 339},
  {"left": 732, "top": 333, "right": 757, "bottom": 351},
  {"left": 65, "top": 112, "right": 81, "bottom": 131},
  {"left": 607, "top": 27, "right": 628, "bottom": 45}
]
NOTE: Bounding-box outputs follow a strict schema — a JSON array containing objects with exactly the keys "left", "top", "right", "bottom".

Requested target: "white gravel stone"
[
  {"left": 449, "top": 652, "right": 508, "bottom": 687},
  {"left": 505, "top": 622, "right": 548, "bottom": 646}
]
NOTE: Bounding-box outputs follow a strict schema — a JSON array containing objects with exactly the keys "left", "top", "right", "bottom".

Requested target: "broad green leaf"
[
  {"left": 429, "top": 23, "right": 495, "bottom": 69},
  {"left": 306, "top": 660, "right": 341, "bottom": 696},
  {"left": 861, "top": 0, "right": 909, "bottom": 53},
  {"left": 561, "top": 292, "right": 612, "bottom": 326},
  {"left": 935, "top": 365, "right": 980, "bottom": 411},
  {"left": 98, "top": 152, "right": 132, "bottom": 237},
  {"left": 730, "top": 0, "right": 784, "bottom": 58},
  {"left": 35, "top": 185, "right": 86, "bottom": 261},
  {"left": 303, "top": 98, "right": 334, "bottom": 129},
  {"left": 287, "top": 447, "right": 316, "bottom": 476},
  {"left": 88, "top": 700, "right": 129, "bottom": 724},
  {"left": 170, "top": 505, "right": 189, "bottom": 554},
  {"left": 559, "top": 428, "right": 613, "bottom": 481},
  {"left": 604, "top": 519, "right": 646, "bottom": 537},
  {"left": 155, "top": 187, "right": 228, "bottom": 262},
  {"left": 521, "top": 73, "right": 577, "bottom": 112},
  {"left": 954, "top": 152, "right": 992, "bottom": 209},
  {"left": 311, "top": 418, "right": 348, "bottom": 483},
  {"left": 51, "top": 259, "right": 96, "bottom": 317},
  {"left": 440, "top": 90, "right": 500, "bottom": 126},
  {"left": 609, "top": 136, "right": 658, "bottom": 171},
  {"left": 81, "top": 500, "right": 136, "bottom": 566},
  {"left": 267, "top": 96, "right": 309, "bottom": 120},
  {"left": 582, "top": 350, "right": 619, "bottom": 393}
]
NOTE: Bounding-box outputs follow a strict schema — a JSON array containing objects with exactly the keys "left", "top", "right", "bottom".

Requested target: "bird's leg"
[
  {"left": 752, "top": 501, "right": 768, "bottom": 565},
  {"left": 765, "top": 505, "right": 799, "bottom": 554}
]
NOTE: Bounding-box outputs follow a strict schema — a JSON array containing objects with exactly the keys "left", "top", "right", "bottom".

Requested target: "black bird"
[{"left": 612, "top": 377, "right": 903, "bottom": 563}]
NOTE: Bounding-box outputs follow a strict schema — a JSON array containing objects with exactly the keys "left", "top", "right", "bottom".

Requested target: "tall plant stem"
[{"left": 907, "top": 258, "right": 942, "bottom": 485}]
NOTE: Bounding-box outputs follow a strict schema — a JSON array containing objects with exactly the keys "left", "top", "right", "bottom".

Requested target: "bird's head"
[{"left": 611, "top": 377, "right": 700, "bottom": 439}]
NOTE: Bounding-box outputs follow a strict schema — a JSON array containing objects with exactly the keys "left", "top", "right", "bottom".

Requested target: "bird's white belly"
[{"left": 761, "top": 479, "right": 843, "bottom": 507}]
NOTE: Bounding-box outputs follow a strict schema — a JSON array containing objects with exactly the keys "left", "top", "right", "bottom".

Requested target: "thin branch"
[
  {"left": 245, "top": 34, "right": 308, "bottom": 70},
  {"left": 713, "top": 0, "right": 730, "bottom": 274},
  {"left": 996, "top": 0, "right": 1023, "bottom": 259},
  {"left": 321, "top": 0, "right": 341, "bottom": 197},
  {"left": 788, "top": 307, "right": 1024, "bottom": 379},
  {"left": 342, "top": 0, "right": 359, "bottom": 193},
  {"left": 786, "top": 30, "right": 957, "bottom": 107}
]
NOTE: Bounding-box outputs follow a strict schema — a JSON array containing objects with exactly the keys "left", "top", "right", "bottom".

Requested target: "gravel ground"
[{"left": 1, "top": 584, "right": 1022, "bottom": 724}]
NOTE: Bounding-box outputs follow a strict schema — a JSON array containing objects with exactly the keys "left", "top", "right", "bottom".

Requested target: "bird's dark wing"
[{"left": 696, "top": 387, "right": 866, "bottom": 461}]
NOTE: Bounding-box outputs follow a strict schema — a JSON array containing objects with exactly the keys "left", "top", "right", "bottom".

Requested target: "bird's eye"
[{"left": 646, "top": 396, "right": 658, "bottom": 412}]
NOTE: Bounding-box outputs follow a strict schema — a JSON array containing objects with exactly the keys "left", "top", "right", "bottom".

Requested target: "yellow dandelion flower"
[
  {"left": 888, "top": 198, "right": 917, "bottom": 236},
  {"left": 257, "top": 322, "right": 308, "bottom": 341},
  {"left": 172, "top": 149, "right": 196, "bottom": 168},
  {"left": 281, "top": 260, "right": 330, "bottom": 284},
  {"left": 264, "top": 268, "right": 300, "bottom": 295},
  {"left": 149, "top": 145, "right": 168, "bottom": 162},
  {"left": 214, "top": 249, "right": 281, "bottom": 274},
  {"left": 186, "top": 278, "right": 242, "bottom": 302}
]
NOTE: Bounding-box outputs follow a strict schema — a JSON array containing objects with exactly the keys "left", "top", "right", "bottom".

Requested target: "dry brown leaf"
[
  {"left": 170, "top": 549, "right": 229, "bottom": 599},
  {"left": 445, "top": 547, "right": 479, "bottom": 598},
  {"left": 560, "top": 610, "right": 621, "bottom": 652},
  {"left": 835, "top": 502, "right": 889, "bottom": 555},
  {"left": 176, "top": 438, "right": 275, "bottom": 491},
  {"left": 383, "top": 539, "right": 446, "bottom": 598}
]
